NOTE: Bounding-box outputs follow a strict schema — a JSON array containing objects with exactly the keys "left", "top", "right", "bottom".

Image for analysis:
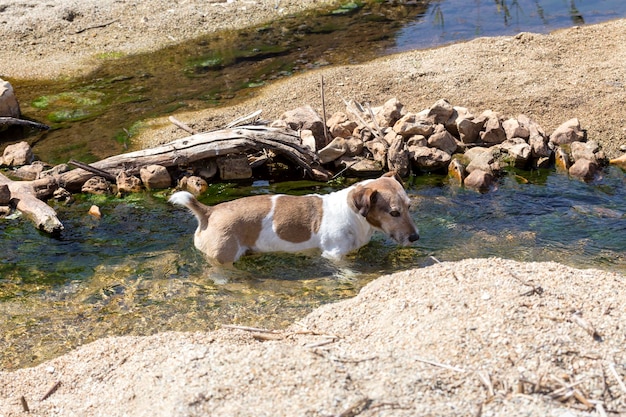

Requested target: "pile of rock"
[{"left": 283, "top": 98, "right": 609, "bottom": 192}]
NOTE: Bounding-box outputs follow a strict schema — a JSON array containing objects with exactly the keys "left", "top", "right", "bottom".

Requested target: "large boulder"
[{"left": 2, "top": 141, "right": 34, "bottom": 166}]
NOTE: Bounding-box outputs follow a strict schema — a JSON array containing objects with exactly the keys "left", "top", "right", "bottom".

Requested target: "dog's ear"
[
  {"left": 383, "top": 170, "right": 404, "bottom": 186},
  {"left": 351, "top": 186, "right": 378, "bottom": 217}
]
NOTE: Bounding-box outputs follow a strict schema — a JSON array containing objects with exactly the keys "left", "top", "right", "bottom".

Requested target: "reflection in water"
[
  {"left": 392, "top": 0, "right": 626, "bottom": 52},
  {"left": 1, "top": 168, "right": 625, "bottom": 369}
]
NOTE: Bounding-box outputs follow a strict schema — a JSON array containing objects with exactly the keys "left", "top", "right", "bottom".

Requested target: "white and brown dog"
[{"left": 169, "top": 172, "right": 419, "bottom": 264}]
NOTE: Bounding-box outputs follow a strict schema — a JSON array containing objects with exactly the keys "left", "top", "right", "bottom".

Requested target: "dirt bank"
[{"left": 1, "top": 1, "right": 625, "bottom": 416}]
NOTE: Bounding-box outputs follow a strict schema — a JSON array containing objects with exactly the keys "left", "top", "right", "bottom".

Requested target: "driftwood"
[
  {"left": 57, "top": 126, "right": 327, "bottom": 191},
  {"left": 0, "top": 172, "right": 63, "bottom": 234},
  {"left": 2, "top": 126, "right": 327, "bottom": 234}
]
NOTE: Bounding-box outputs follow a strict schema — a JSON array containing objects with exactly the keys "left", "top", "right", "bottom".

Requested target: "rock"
[
  {"left": 387, "top": 135, "right": 410, "bottom": 177},
  {"left": 2, "top": 141, "right": 34, "bottom": 167},
  {"left": 393, "top": 112, "right": 434, "bottom": 138},
  {"left": 53, "top": 187, "right": 73, "bottom": 203},
  {"left": 88, "top": 205, "right": 102, "bottom": 219},
  {"left": 0, "top": 184, "right": 10, "bottom": 205},
  {"left": 140, "top": 164, "right": 172, "bottom": 190},
  {"left": 344, "top": 137, "right": 363, "bottom": 156},
  {"left": 549, "top": 118, "right": 585, "bottom": 145},
  {"left": 427, "top": 99, "right": 454, "bottom": 125},
  {"left": 81, "top": 176, "right": 111, "bottom": 195},
  {"left": 318, "top": 137, "right": 348, "bottom": 164},
  {"left": 409, "top": 146, "right": 451, "bottom": 172},
  {"left": 463, "top": 169, "right": 494, "bottom": 193},
  {"left": 428, "top": 124, "right": 457, "bottom": 155},
  {"left": 280, "top": 105, "right": 326, "bottom": 150},
  {"left": 447, "top": 158, "right": 466, "bottom": 184},
  {"left": 180, "top": 175, "right": 208, "bottom": 196},
  {"left": 466, "top": 147, "right": 501, "bottom": 174},
  {"left": 569, "top": 159, "right": 598, "bottom": 181},
  {"left": 479, "top": 113, "right": 506, "bottom": 144},
  {"left": 364, "top": 139, "right": 388, "bottom": 167},
  {"left": 445, "top": 106, "right": 473, "bottom": 138},
  {"left": 0, "top": 78, "right": 20, "bottom": 118},
  {"left": 570, "top": 140, "right": 606, "bottom": 164},
  {"left": 518, "top": 115, "right": 551, "bottom": 158},
  {"left": 406, "top": 135, "right": 428, "bottom": 148},
  {"left": 374, "top": 97, "right": 405, "bottom": 128},
  {"left": 554, "top": 147, "right": 571, "bottom": 170},
  {"left": 327, "top": 112, "right": 357, "bottom": 139},
  {"left": 116, "top": 171, "right": 143, "bottom": 194},
  {"left": 497, "top": 138, "right": 531, "bottom": 168},
  {"left": 337, "top": 156, "right": 383, "bottom": 176},
  {"left": 12, "top": 161, "right": 48, "bottom": 181},
  {"left": 502, "top": 118, "right": 530, "bottom": 140},
  {"left": 216, "top": 154, "right": 252, "bottom": 180},
  {"left": 456, "top": 117, "right": 483, "bottom": 144}
]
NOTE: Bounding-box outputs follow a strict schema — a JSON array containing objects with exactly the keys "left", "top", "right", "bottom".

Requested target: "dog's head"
[{"left": 349, "top": 171, "right": 420, "bottom": 245}]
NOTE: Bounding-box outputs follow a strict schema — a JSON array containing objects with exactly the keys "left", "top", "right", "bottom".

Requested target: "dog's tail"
[{"left": 169, "top": 191, "right": 212, "bottom": 228}]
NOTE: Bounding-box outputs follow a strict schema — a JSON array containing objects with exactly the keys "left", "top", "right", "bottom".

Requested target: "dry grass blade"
[{"left": 413, "top": 356, "right": 465, "bottom": 373}]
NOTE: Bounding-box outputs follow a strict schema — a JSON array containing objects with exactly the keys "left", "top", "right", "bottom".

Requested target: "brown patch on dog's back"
[
  {"left": 205, "top": 196, "right": 273, "bottom": 262},
  {"left": 273, "top": 195, "right": 323, "bottom": 243}
]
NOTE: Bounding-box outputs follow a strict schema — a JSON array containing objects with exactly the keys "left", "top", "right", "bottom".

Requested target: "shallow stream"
[{"left": 2, "top": 0, "right": 626, "bottom": 370}]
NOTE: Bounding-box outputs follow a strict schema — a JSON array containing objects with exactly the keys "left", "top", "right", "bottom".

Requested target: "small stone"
[{"left": 88, "top": 205, "right": 102, "bottom": 219}]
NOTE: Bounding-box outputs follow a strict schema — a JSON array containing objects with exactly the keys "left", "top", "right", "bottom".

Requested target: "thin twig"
[
  {"left": 506, "top": 271, "right": 543, "bottom": 296},
  {"left": 169, "top": 116, "right": 197, "bottom": 134},
  {"left": 252, "top": 333, "right": 284, "bottom": 341},
  {"left": 320, "top": 75, "right": 330, "bottom": 146},
  {"left": 339, "top": 95, "right": 380, "bottom": 139},
  {"left": 364, "top": 102, "right": 384, "bottom": 138},
  {"left": 305, "top": 338, "right": 338, "bottom": 349},
  {"left": 222, "top": 324, "right": 279, "bottom": 334},
  {"left": 20, "top": 396, "right": 29, "bottom": 412},
  {"left": 40, "top": 381, "right": 61, "bottom": 401},
  {"left": 607, "top": 363, "right": 626, "bottom": 394},
  {"left": 75, "top": 19, "right": 119, "bottom": 34},
  {"left": 413, "top": 356, "right": 465, "bottom": 373}
]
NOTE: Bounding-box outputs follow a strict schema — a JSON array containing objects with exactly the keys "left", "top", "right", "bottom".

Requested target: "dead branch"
[
  {"left": 57, "top": 126, "right": 328, "bottom": 191},
  {"left": 0, "top": 172, "right": 63, "bottom": 234},
  {"left": 0, "top": 116, "right": 49, "bottom": 130},
  {"left": 68, "top": 159, "right": 117, "bottom": 182}
]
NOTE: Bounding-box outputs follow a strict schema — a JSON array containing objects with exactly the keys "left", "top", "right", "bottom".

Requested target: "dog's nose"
[{"left": 409, "top": 233, "right": 419, "bottom": 242}]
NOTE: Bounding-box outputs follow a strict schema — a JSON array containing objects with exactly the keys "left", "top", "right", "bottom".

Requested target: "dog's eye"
[{"left": 390, "top": 210, "right": 401, "bottom": 217}]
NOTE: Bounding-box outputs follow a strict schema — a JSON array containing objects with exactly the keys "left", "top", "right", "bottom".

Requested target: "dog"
[{"left": 169, "top": 172, "right": 419, "bottom": 264}]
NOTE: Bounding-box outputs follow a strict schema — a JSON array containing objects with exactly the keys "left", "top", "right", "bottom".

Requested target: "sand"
[{"left": 1, "top": 1, "right": 625, "bottom": 416}]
